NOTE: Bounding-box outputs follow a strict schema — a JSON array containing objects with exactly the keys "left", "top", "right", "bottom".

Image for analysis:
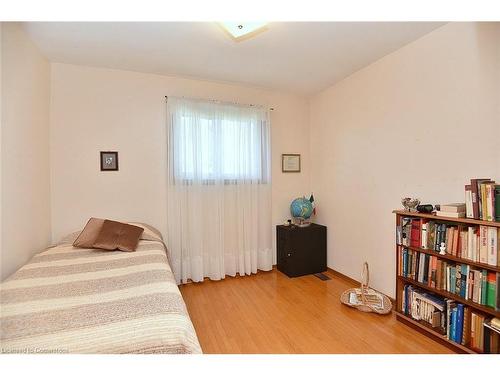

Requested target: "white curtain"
[{"left": 166, "top": 97, "right": 272, "bottom": 284}]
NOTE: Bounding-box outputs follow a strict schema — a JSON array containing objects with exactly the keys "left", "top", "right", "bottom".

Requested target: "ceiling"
[{"left": 24, "top": 22, "right": 445, "bottom": 96}]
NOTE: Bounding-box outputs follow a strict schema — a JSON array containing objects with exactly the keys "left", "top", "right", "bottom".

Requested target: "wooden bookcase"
[{"left": 393, "top": 210, "right": 500, "bottom": 354}]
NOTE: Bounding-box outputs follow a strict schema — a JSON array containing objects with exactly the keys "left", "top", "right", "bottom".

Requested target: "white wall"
[
  {"left": 1, "top": 23, "right": 51, "bottom": 280},
  {"left": 50, "top": 63, "right": 310, "bottom": 249},
  {"left": 309, "top": 22, "right": 500, "bottom": 297}
]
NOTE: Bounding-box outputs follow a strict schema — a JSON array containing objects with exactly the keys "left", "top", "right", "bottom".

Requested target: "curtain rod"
[{"left": 165, "top": 95, "right": 274, "bottom": 111}]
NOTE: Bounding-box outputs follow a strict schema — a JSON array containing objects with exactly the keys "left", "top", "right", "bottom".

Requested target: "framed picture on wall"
[
  {"left": 282, "top": 154, "right": 301, "bottom": 173},
  {"left": 100, "top": 151, "right": 119, "bottom": 171}
]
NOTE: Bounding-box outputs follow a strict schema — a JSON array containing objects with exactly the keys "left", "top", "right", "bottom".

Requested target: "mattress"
[{"left": 0, "top": 236, "right": 202, "bottom": 354}]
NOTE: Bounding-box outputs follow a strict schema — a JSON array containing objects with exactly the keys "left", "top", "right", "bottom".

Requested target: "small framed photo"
[
  {"left": 100, "top": 151, "right": 119, "bottom": 171},
  {"left": 282, "top": 154, "right": 301, "bottom": 173}
]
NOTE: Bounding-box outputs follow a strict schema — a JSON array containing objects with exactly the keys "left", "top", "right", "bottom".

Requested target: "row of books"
[
  {"left": 397, "top": 217, "right": 500, "bottom": 267},
  {"left": 465, "top": 178, "right": 500, "bottom": 221},
  {"left": 398, "top": 248, "right": 499, "bottom": 310},
  {"left": 401, "top": 284, "right": 500, "bottom": 353}
]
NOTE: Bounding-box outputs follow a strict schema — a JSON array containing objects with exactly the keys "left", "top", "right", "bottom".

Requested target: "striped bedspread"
[{"left": 0, "top": 240, "right": 202, "bottom": 354}]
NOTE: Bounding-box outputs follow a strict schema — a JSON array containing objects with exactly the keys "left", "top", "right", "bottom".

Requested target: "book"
[
  {"left": 445, "top": 227, "right": 453, "bottom": 254},
  {"left": 455, "top": 264, "right": 462, "bottom": 297},
  {"left": 461, "top": 264, "right": 468, "bottom": 299},
  {"left": 401, "top": 217, "right": 411, "bottom": 246},
  {"left": 450, "top": 267, "right": 456, "bottom": 294},
  {"left": 435, "top": 210, "right": 466, "bottom": 218},
  {"left": 430, "top": 256, "right": 437, "bottom": 288},
  {"left": 467, "top": 226, "right": 474, "bottom": 260},
  {"left": 486, "top": 183, "right": 496, "bottom": 222},
  {"left": 440, "top": 203, "right": 466, "bottom": 213},
  {"left": 452, "top": 227, "right": 459, "bottom": 256},
  {"left": 479, "top": 181, "right": 496, "bottom": 220},
  {"left": 465, "top": 185, "right": 474, "bottom": 219},
  {"left": 497, "top": 273, "right": 500, "bottom": 311},
  {"left": 456, "top": 304, "right": 464, "bottom": 344},
  {"left": 436, "top": 223, "right": 446, "bottom": 252},
  {"left": 480, "top": 182, "right": 488, "bottom": 220},
  {"left": 410, "top": 219, "right": 421, "bottom": 248},
  {"left": 487, "top": 272, "right": 497, "bottom": 309},
  {"left": 451, "top": 307, "right": 457, "bottom": 341},
  {"left": 492, "top": 317, "right": 500, "bottom": 330},
  {"left": 462, "top": 306, "right": 471, "bottom": 346},
  {"left": 421, "top": 219, "right": 428, "bottom": 249},
  {"left": 488, "top": 227, "right": 498, "bottom": 266},
  {"left": 481, "top": 270, "right": 488, "bottom": 305},
  {"left": 427, "top": 221, "right": 436, "bottom": 250},
  {"left": 468, "top": 270, "right": 474, "bottom": 300},
  {"left": 423, "top": 254, "right": 430, "bottom": 284},
  {"left": 495, "top": 185, "right": 500, "bottom": 222},
  {"left": 479, "top": 226, "right": 489, "bottom": 264},
  {"left": 458, "top": 228, "right": 467, "bottom": 258},
  {"left": 471, "top": 179, "right": 491, "bottom": 219},
  {"left": 471, "top": 312, "right": 486, "bottom": 352},
  {"left": 472, "top": 270, "right": 480, "bottom": 304},
  {"left": 436, "top": 259, "right": 443, "bottom": 290}
]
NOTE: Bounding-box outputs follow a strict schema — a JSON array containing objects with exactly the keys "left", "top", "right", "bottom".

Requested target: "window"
[{"left": 167, "top": 97, "right": 270, "bottom": 184}]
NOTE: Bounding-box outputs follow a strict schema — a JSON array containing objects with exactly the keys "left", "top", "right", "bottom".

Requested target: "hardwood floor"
[{"left": 180, "top": 268, "right": 454, "bottom": 354}]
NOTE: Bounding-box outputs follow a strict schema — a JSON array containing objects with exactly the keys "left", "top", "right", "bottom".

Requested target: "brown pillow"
[
  {"left": 73, "top": 218, "right": 105, "bottom": 248},
  {"left": 92, "top": 220, "right": 144, "bottom": 252}
]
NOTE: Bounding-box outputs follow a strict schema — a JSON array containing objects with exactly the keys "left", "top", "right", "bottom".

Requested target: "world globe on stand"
[{"left": 290, "top": 197, "right": 313, "bottom": 220}]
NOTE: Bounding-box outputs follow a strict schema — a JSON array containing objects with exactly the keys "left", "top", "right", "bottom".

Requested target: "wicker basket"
[{"left": 340, "top": 262, "right": 392, "bottom": 314}]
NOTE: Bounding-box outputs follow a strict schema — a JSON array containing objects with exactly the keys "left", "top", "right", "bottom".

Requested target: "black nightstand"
[{"left": 276, "top": 223, "right": 327, "bottom": 277}]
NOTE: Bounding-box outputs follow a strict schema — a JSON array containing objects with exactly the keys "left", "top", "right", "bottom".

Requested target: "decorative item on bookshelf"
[
  {"left": 401, "top": 197, "right": 420, "bottom": 212},
  {"left": 417, "top": 204, "right": 434, "bottom": 214}
]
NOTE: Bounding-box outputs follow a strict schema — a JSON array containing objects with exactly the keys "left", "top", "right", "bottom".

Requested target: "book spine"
[
  {"left": 430, "top": 256, "right": 437, "bottom": 288},
  {"left": 487, "top": 184, "right": 494, "bottom": 221},
  {"left": 471, "top": 179, "right": 480, "bottom": 219},
  {"left": 461, "top": 264, "right": 467, "bottom": 299},
  {"left": 421, "top": 220, "right": 428, "bottom": 249},
  {"left": 480, "top": 226, "right": 488, "bottom": 264},
  {"left": 487, "top": 272, "right": 496, "bottom": 309},
  {"left": 481, "top": 270, "right": 487, "bottom": 305},
  {"left": 498, "top": 228, "right": 500, "bottom": 267},
  {"left": 455, "top": 264, "right": 462, "bottom": 297},
  {"left": 495, "top": 185, "right": 500, "bottom": 222},
  {"left": 410, "top": 219, "right": 421, "bottom": 248},
  {"left": 488, "top": 227, "right": 498, "bottom": 266},
  {"left": 450, "top": 268, "right": 456, "bottom": 294},
  {"left": 451, "top": 308, "right": 457, "bottom": 342},
  {"left": 496, "top": 272, "right": 500, "bottom": 311},
  {"left": 467, "top": 226, "right": 474, "bottom": 260},
  {"left": 465, "top": 185, "right": 474, "bottom": 219},
  {"left": 456, "top": 304, "right": 464, "bottom": 344},
  {"left": 462, "top": 306, "right": 471, "bottom": 346},
  {"left": 481, "top": 183, "right": 487, "bottom": 220},
  {"left": 402, "top": 248, "right": 407, "bottom": 277}
]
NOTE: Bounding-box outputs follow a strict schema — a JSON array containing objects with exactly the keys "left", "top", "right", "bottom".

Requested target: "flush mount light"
[{"left": 219, "top": 22, "right": 268, "bottom": 41}]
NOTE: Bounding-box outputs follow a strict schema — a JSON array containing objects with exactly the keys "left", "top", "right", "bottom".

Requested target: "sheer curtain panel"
[{"left": 166, "top": 97, "right": 272, "bottom": 284}]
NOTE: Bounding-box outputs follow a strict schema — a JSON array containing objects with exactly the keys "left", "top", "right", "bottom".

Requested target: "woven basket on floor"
[{"left": 340, "top": 262, "right": 392, "bottom": 315}]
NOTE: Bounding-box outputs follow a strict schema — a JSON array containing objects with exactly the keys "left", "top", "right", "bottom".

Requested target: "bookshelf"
[{"left": 393, "top": 210, "right": 500, "bottom": 354}]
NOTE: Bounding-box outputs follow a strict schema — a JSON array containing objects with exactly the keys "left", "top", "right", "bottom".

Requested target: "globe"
[{"left": 290, "top": 197, "right": 313, "bottom": 220}]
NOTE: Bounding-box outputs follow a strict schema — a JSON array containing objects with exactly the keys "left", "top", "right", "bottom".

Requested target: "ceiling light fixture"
[{"left": 219, "top": 22, "right": 268, "bottom": 41}]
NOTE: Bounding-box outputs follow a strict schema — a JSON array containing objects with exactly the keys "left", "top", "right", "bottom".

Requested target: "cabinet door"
[
  {"left": 285, "top": 228, "right": 311, "bottom": 276},
  {"left": 289, "top": 226, "right": 326, "bottom": 276}
]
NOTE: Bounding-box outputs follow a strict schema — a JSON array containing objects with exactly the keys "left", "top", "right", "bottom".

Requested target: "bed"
[{"left": 0, "top": 224, "right": 202, "bottom": 354}]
